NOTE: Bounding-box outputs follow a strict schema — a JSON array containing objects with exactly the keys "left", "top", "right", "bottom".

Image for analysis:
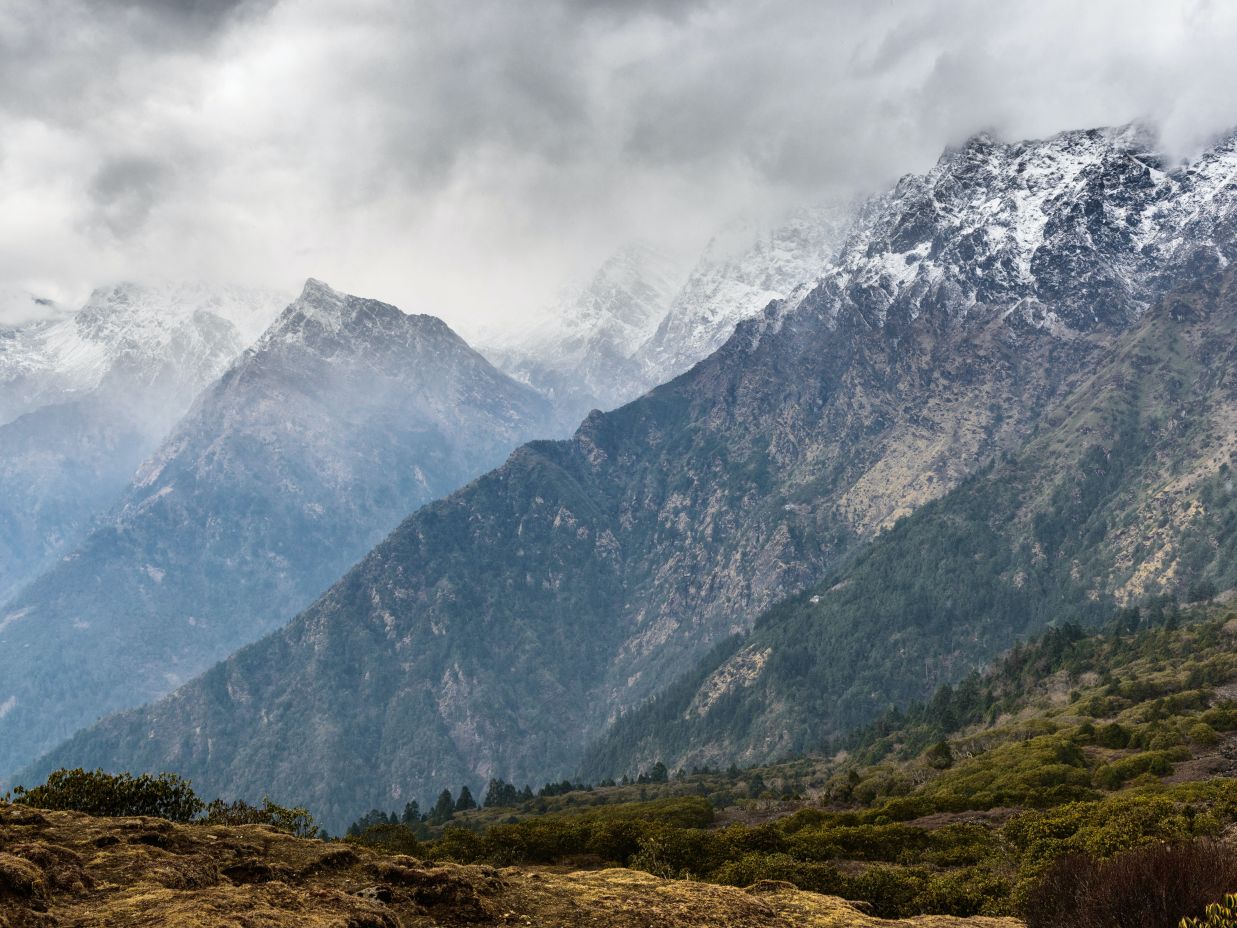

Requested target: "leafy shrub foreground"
[
  {"left": 9, "top": 768, "right": 204, "bottom": 821},
  {"left": 388, "top": 779, "right": 1237, "bottom": 919},
  {"left": 1184, "top": 894, "right": 1237, "bottom": 928},
  {"left": 6, "top": 768, "right": 318, "bottom": 837}
]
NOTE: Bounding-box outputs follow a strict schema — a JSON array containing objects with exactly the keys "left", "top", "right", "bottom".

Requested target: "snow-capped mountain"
[
  {"left": 0, "top": 282, "right": 288, "bottom": 605},
  {"left": 35, "top": 125, "right": 1237, "bottom": 828},
  {"left": 0, "top": 282, "right": 286, "bottom": 427},
  {"left": 771, "top": 125, "right": 1237, "bottom": 338},
  {"left": 487, "top": 206, "right": 855, "bottom": 425},
  {"left": 633, "top": 203, "right": 855, "bottom": 386},
  {"left": 0, "top": 279, "right": 553, "bottom": 779},
  {"left": 483, "top": 242, "right": 687, "bottom": 428},
  {"left": 0, "top": 290, "right": 65, "bottom": 331}
]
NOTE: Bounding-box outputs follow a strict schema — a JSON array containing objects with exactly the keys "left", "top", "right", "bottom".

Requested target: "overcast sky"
[{"left": 3, "top": 0, "right": 1237, "bottom": 333}]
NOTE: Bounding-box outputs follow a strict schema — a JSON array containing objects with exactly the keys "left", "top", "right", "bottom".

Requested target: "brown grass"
[{"left": 0, "top": 800, "right": 1020, "bottom": 927}]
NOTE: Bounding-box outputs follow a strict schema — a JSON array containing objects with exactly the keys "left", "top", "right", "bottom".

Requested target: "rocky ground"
[{"left": 0, "top": 802, "right": 1020, "bottom": 927}]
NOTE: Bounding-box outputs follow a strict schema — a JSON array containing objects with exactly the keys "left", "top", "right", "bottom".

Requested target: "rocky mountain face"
[
  {"left": 484, "top": 243, "right": 686, "bottom": 428},
  {"left": 0, "top": 283, "right": 287, "bottom": 605},
  {"left": 29, "top": 126, "right": 1237, "bottom": 832},
  {"left": 581, "top": 258, "right": 1237, "bottom": 777},
  {"left": 0, "top": 280, "right": 552, "bottom": 780}
]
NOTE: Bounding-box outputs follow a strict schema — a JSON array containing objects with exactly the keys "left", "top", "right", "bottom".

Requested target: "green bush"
[
  {"left": 1093, "top": 750, "right": 1185, "bottom": 790},
  {"left": 202, "top": 797, "right": 320, "bottom": 837},
  {"left": 1183, "top": 893, "right": 1237, "bottom": 928},
  {"left": 347, "top": 822, "right": 420, "bottom": 854},
  {"left": 11, "top": 768, "right": 203, "bottom": 822}
]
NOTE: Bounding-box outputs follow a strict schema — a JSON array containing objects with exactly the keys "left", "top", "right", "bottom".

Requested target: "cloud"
[{"left": 1, "top": 0, "right": 1236, "bottom": 333}]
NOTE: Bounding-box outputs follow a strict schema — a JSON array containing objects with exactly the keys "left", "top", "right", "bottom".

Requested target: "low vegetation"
[
  {"left": 4, "top": 767, "right": 318, "bottom": 837},
  {"left": 339, "top": 605, "right": 1237, "bottom": 922},
  {"left": 0, "top": 800, "right": 1017, "bottom": 928}
]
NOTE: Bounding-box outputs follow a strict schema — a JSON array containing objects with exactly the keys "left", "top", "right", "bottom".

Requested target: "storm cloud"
[{"left": 3, "top": 0, "right": 1237, "bottom": 332}]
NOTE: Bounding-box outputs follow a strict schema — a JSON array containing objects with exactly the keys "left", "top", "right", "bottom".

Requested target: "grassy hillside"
[{"left": 340, "top": 606, "right": 1237, "bottom": 921}]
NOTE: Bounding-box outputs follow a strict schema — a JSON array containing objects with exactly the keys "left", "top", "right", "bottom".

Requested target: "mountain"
[
  {"left": 30, "top": 125, "right": 1237, "bottom": 832},
  {"left": 485, "top": 206, "right": 853, "bottom": 426},
  {"left": 632, "top": 204, "right": 854, "bottom": 386},
  {"left": 483, "top": 242, "right": 686, "bottom": 427},
  {"left": 390, "top": 605, "right": 1237, "bottom": 921},
  {"left": 0, "top": 279, "right": 552, "bottom": 780},
  {"left": 0, "top": 283, "right": 287, "bottom": 604},
  {"left": 0, "top": 289, "right": 67, "bottom": 330},
  {"left": 580, "top": 254, "right": 1237, "bottom": 776}
]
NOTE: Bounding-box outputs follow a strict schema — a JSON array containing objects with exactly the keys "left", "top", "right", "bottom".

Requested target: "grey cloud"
[
  {"left": 2, "top": 0, "right": 1237, "bottom": 331},
  {"left": 88, "top": 156, "right": 171, "bottom": 239}
]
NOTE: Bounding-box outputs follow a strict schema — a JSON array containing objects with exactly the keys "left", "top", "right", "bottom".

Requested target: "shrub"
[
  {"left": 1093, "top": 751, "right": 1181, "bottom": 790},
  {"left": 709, "top": 851, "right": 845, "bottom": 896},
  {"left": 11, "top": 769, "right": 203, "bottom": 822},
  {"left": 347, "top": 822, "right": 420, "bottom": 855},
  {"left": 1095, "top": 723, "right": 1131, "bottom": 749},
  {"left": 1189, "top": 723, "right": 1221, "bottom": 747},
  {"left": 202, "top": 797, "right": 320, "bottom": 838},
  {"left": 1023, "top": 840, "right": 1237, "bottom": 928},
  {"left": 1183, "top": 893, "right": 1237, "bottom": 928}
]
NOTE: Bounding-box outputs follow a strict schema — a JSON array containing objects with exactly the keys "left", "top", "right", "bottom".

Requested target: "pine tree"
[
  {"left": 429, "top": 788, "right": 455, "bottom": 825},
  {"left": 484, "top": 778, "right": 519, "bottom": 808},
  {"left": 455, "top": 785, "right": 477, "bottom": 812}
]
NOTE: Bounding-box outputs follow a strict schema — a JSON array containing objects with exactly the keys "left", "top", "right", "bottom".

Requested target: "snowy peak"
[
  {"left": 526, "top": 242, "right": 684, "bottom": 362},
  {"left": 793, "top": 123, "right": 1237, "bottom": 335},
  {"left": 258, "top": 279, "right": 472, "bottom": 367},
  {"left": 0, "top": 281, "right": 288, "bottom": 427},
  {"left": 481, "top": 244, "right": 688, "bottom": 425},
  {"left": 486, "top": 204, "right": 858, "bottom": 426},
  {"left": 633, "top": 202, "right": 856, "bottom": 382},
  {"left": 78, "top": 281, "right": 286, "bottom": 345},
  {"left": 0, "top": 290, "right": 64, "bottom": 329},
  {"left": 564, "top": 241, "right": 684, "bottom": 338}
]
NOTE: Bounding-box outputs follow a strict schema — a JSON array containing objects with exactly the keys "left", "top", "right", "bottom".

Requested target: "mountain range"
[
  {"left": 0, "top": 283, "right": 288, "bottom": 606},
  {"left": 0, "top": 280, "right": 552, "bottom": 779},
  {"left": 24, "top": 124, "right": 1237, "bottom": 833}
]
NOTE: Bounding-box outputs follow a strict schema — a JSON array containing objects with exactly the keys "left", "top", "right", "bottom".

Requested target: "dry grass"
[{"left": 0, "top": 800, "right": 1021, "bottom": 927}]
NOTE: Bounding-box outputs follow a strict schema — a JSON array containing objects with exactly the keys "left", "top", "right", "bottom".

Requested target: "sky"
[{"left": 4, "top": 0, "right": 1237, "bottom": 334}]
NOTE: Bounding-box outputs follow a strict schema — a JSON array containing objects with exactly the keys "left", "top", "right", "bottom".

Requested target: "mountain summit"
[{"left": 0, "top": 280, "right": 552, "bottom": 780}]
